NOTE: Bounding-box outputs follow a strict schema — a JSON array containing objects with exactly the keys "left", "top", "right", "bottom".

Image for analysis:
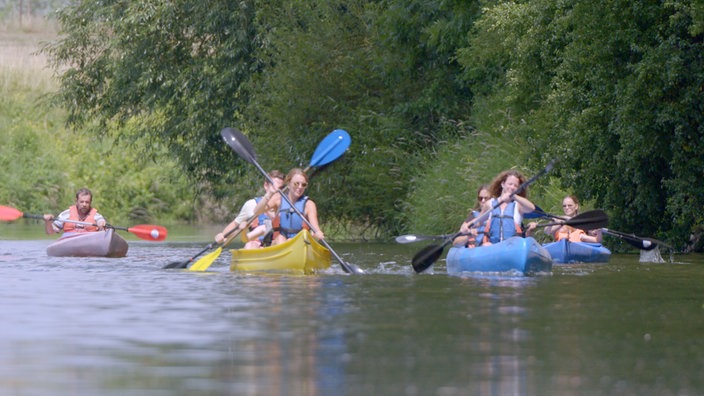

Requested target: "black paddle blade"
[
  {"left": 411, "top": 244, "right": 445, "bottom": 273},
  {"left": 221, "top": 127, "right": 257, "bottom": 164},
  {"left": 602, "top": 229, "right": 666, "bottom": 251},
  {"left": 562, "top": 209, "right": 609, "bottom": 230},
  {"left": 163, "top": 260, "right": 190, "bottom": 269},
  {"left": 616, "top": 233, "right": 657, "bottom": 250},
  {"left": 638, "top": 239, "right": 658, "bottom": 251},
  {"left": 346, "top": 263, "right": 366, "bottom": 275}
]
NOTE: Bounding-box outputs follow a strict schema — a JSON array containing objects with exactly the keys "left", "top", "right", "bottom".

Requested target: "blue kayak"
[
  {"left": 446, "top": 237, "right": 553, "bottom": 276},
  {"left": 542, "top": 239, "right": 611, "bottom": 263}
]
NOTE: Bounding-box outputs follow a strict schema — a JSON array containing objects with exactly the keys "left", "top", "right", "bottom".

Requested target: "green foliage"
[
  {"left": 27, "top": 0, "right": 704, "bottom": 248},
  {"left": 403, "top": 127, "right": 520, "bottom": 235},
  {"left": 0, "top": 98, "right": 67, "bottom": 213},
  {"left": 460, "top": 0, "right": 704, "bottom": 249},
  {"left": 236, "top": 0, "right": 483, "bottom": 235},
  {"left": 0, "top": 62, "right": 198, "bottom": 226},
  {"left": 43, "top": 0, "right": 259, "bottom": 186}
]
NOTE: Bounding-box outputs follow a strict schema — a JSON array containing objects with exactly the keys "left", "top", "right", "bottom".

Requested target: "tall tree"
[
  {"left": 44, "top": 0, "right": 483, "bottom": 234},
  {"left": 44, "top": 0, "right": 260, "bottom": 191},
  {"left": 240, "top": 0, "right": 482, "bottom": 234},
  {"left": 459, "top": 0, "right": 704, "bottom": 248}
]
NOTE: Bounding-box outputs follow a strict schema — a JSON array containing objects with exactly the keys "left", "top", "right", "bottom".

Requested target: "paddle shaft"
[
  {"left": 602, "top": 228, "right": 671, "bottom": 250},
  {"left": 395, "top": 232, "right": 468, "bottom": 244},
  {"left": 411, "top": 160, "right": 555, "bottom": 273},
  {"left": 465, "top": 160, "right": 556, "bottom": 232},
  {"left": 167, "top": 129, "right": 350, "bottom": 270},
  {"left": 5, "top": 206, "right": 166, "bottom": 241},
  {"left": 249, "top": 158, "right": 359, "bottom": 274},
  {"left": 23, "top": 212, "right": 111, "bottom": 232},
  {"left": 220, "top": 127, "right": 361, "bottom": 274},
  {"left": 535, "top": 210, "right": 608, "bottom": 231},
  {"left": 533, "top": 207, "right": 667, "bottom": 249}
]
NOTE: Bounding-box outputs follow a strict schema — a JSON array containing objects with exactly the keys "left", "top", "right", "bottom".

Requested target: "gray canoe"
[{"left": 47, "top": 228, "right": 128, "bottom": 258}]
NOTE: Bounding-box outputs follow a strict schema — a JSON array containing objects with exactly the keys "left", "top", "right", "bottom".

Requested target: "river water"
[{"left": 1, "top": 223, "right": 703, "bottom": 396}]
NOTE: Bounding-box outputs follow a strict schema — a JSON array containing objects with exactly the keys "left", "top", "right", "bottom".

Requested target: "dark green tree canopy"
[
  {"left": 43, "top": 0, "right": 704, "bottom": 247},
  {"left": 46, "top": 0, "right": 260, "bottom": 187}
]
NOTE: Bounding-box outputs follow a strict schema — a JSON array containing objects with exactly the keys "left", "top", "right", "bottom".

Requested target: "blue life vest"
[
  {"left": 470, "top": 210, "right": 487, "bottom": 247},
  {"left": 279, "top": 196, "right": 309, "bottom": 238},
  {"left": 485, "top": 199, "right": 522, "bottom": 243},
  {"left": 249, "top": 196, "right": 273, "bottom": 242}
]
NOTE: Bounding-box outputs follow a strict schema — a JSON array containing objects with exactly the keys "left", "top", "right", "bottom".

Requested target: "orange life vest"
[
  {"left": 243, "top": 214, "right": 282, "bottom": 246},
  {"left": 63, "top": 206, "right": 99, "bottom": 232},
  {"left": 554, "top": 226, "right": 585, "bottom": 243}
]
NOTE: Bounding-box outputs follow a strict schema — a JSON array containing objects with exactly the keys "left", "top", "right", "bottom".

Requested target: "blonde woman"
[
  {"left": 272, "top": 168, "right": 324, "bottom": 245},
  {"left": 543, "top": 195, "right": 602, "bottom": 243}
]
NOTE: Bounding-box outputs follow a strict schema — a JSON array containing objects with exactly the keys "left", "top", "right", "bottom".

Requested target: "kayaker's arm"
[
  {"left": 94, "top": 213, "right": 107, "bottom": 230},
  {"left": 43, "top": 214, "right": 57, "bottom": 235},
  {"left": 304, "top": 200, "right": 324, "bottom": 240},
  {"left": 512, "top": 194, "right": 536, "bottom": 214},
  {"left": 543, "top": 221, "right": 562, "bottom": 237},
  {"left": 250, "top": 186, "right": 281, "bottom": 220}
]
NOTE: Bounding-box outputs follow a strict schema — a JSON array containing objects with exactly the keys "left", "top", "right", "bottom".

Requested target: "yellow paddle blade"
[{"left": 189, "top": 247, "right": 223, "bottom": 272}]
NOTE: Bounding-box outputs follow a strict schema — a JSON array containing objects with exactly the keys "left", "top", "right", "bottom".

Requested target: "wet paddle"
[
  {"left": 532, "top": 209, "right": 609, "bottom": 231},
  {"left": 601, "top": 228, "right": 671, "bottom": 251},
  {"left": 411, "top": 160, "right": 556, "bottom": 274},
  {"left": 186, "top": 131, "right": 352, "bottom": 271},
  {"left": 163, "top": 128, "right": 352, "bottom": 270},
  {"left": 185, "top": 225, "right": 243, "bottom": 271},
  {"left": 395, "top": 232, "right": 468, "bottom": 244},
  {"left": 528, "top": 207, "right": 668, "bottom": 250},
  {"left": 527, "top": 207, "right": 567, "bottom": 220},
  {"left": 220, "top": 127, "right": 364, "bottom": 275},
  {"left": 399, "top": 210, "right": 607, "bottom": 246},
  {"left": 0, "top": 205, "right": 167, "bottom": 241}
]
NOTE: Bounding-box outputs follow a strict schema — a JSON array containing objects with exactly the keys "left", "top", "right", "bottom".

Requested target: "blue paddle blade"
[
  {"left": 309, "top": 129, "right": 351, "bottom": 168},
  {"left": 524, "top": 205, "right": 546, "bottom": 219}
]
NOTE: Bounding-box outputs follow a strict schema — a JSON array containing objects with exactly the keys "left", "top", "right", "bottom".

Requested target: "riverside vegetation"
[
  {"left": 2, "top": 2, "right": 703, "bottom": 250},
  {"left": 0, "top": 20, "right": 199, "bottom": 226}
]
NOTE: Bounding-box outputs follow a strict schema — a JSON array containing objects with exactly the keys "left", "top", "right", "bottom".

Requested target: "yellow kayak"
[{"left": 229, "top": 229, "right": 331, "bottom": 274}]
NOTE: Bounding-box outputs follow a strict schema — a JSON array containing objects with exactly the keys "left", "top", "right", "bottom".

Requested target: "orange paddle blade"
[
  {"left": 127, "top": 224, "right": 168, "bottom": 241},
  {"left": 0, "top": 205, "right": 24, "bottom": 221}
]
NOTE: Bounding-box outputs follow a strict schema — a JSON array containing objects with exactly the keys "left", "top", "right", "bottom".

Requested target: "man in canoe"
[
  {"left": 214, "top": 170, "right": 285, "bottom": 248},
  {"left": 43, "top": 188, "right": 107, "bottom": 234}
]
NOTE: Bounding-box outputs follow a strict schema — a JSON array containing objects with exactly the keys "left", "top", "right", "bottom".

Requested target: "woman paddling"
[
  {"left": 272, "top": 168, "right": 325, "bottom": 245},
  {"left": 453, "top": 184, "right": 491, "bottom": 248},
  {"left": 528, "top": 195, "right": 603, "bottom": 243},
  {"left": 482, "top": 170, "right": 536, "bottom": 245}
]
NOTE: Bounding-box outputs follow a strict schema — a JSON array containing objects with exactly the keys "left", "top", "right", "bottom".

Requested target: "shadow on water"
[{"left": 2, "top": 222, "right": 704, "bottom": 395}]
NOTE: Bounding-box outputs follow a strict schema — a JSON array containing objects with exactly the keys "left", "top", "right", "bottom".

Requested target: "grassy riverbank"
[
  {"left": 0, "top": 20, "right": 209, "bottom": 226},
  {"left": 0, "top": 20, "right": 383, "bottom": 241}
]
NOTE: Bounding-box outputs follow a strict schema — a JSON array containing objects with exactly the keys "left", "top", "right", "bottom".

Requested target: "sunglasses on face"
[{"left": 478, "top": 196, "right": 490, "bottom": 201}]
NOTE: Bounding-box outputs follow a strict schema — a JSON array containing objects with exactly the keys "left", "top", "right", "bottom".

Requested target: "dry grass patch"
[{"left": 0, "top": 17, "right": 58, "bottom": 90}]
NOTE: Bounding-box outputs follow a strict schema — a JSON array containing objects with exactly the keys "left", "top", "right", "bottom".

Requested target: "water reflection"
[
  {"left": 213, "top": 275, "right": 350, "bottom": 395},
  {"left": 2, "top": 224, "right": 704, "bottom": 395},
  {"left": 457, "top": 276, "right": 541, "bottom": 395}
]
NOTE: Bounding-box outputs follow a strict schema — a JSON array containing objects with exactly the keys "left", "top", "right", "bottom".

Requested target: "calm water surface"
[{"left": 1, "top": 223, "right": 703, "bottom": 395}]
